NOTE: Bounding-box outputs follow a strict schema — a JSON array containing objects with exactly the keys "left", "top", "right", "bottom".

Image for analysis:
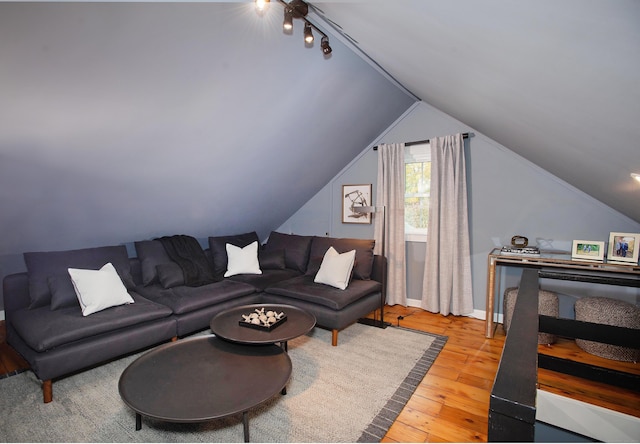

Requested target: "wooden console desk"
[{"left": 485, "top": 248, "right": 640, "bottom": 338}]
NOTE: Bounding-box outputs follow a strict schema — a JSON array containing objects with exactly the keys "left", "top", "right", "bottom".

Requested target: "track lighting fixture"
[
  {"left": 255, "top": 0, "right": 332, "bottom": 57},
  {"left": 283, "top": 9, "right": 293, "bottom": 31},
  {"left": 255, "top": 0, "right": 270, "bottom": 13},
  {"left": 321, "top": 36, "right": 332, "bottom": 55},
  {"left": 304, "top": 22, "right": 314, "bottom": 44}
]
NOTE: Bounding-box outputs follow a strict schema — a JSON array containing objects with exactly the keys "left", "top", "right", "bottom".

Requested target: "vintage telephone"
[{"left": 510, "top": 235, "right": 528, "bottom": 248}]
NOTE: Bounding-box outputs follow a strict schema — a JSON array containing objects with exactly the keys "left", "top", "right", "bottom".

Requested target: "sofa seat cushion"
[
  {"left": 265, "top": 275, "right": 382, "bottom": 311},
  {"left": 135, "top": 280, "right": 256, "bottom": 315},
  {"left": 10, "top": 292, "right": 173, "bottom": 352},
  {"left": 227, "top": 269, "right": 302, "bottom": 292}
]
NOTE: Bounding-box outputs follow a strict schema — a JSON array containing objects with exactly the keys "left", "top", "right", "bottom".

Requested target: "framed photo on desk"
[
  {"left": 571, "top": 240, "right": 605, "bottom": 262},
  {"left": 607, "top": 232, "right": 640, "bottom": 264}
]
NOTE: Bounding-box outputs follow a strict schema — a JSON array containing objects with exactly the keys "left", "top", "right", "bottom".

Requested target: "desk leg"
[
  {"left": 243, "top": 411, "right": 249, "bottom": 442},
  {"left": 486, "top": 256, "right": 497, "bottom": 338}
]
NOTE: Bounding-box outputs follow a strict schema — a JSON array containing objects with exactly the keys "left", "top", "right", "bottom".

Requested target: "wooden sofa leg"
[
  {"left": 171, "top": 336, "right": 178, "bottom": 342},
  {"left": 43, "top": 380, "right": 53, "bottom": 403},
  {"left": 332, "top": 329, "right": 338, "bottom": 346}
]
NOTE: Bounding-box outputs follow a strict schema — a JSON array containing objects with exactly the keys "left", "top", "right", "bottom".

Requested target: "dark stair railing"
[
  {"left": 488, "top": 268, "right": 539, "bottom": 442},
  {"left": 488, "top": 268, "right": 640, "bottom": 442}
]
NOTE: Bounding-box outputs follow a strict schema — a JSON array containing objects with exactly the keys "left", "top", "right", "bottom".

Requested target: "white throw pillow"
[
  {"left": 68, "top": 262, "right": 135, "bottom": 316},
  {"left": 314, "top": 247, "right": 356, "bottom": 290},
  {"left": 224, "top": 241, "right": 262, "bottom": 277}
]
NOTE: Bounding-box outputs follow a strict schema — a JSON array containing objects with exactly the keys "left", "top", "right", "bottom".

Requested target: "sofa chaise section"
[
  {"left": 259, "top": 232, "right": 385, "bottom": 346},
  {"left": 3, "top": 271, "right": 176, "bottom": 403},
  {"left": 3, "top": 245, "right": 177, "bottom": 403}
]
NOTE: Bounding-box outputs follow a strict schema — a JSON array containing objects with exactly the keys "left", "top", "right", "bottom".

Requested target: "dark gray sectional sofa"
[{"left": 3, "top": 231, "right": 385, "bottom": 403}]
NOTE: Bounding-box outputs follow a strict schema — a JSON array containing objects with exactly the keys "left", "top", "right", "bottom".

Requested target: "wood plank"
[
  {"left": 539, "top": 337, "right": 640, "bottom": 375},
  {"left": 382, "top": 422, "right": 429, "bottom": 443},
  {"left": 0, "top": 322, "right": 29, "bottom": 377}
]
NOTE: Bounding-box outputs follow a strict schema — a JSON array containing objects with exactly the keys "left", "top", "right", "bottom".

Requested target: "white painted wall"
[{"left": 280, "top": 102, "right": 640, "bottom": 313}]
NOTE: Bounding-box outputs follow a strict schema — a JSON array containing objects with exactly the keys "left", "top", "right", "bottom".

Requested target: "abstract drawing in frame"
[{"left": 342, "top": 184, "right": 372, "bottom": 224}]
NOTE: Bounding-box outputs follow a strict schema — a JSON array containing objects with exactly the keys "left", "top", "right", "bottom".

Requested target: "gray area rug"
[{"left": 0, "top": 323, "right": 446, "bottom": 443}]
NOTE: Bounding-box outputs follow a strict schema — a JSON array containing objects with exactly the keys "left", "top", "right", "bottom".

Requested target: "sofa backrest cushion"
[
  {"left": 208, "top": 231, "right": 259, "bottom": 278},
  {"left": 306, "top": 237, "right": 375, "bottom": 280},
  {"left": 264, "top": 232, "right": 313, "bottom": 273},
  {"left": 24, "top": 245, "right": 133, "bottom": 309},
  {"left": 258, "top": 248, "right": 286, "bottom": 270},
  {"left": 134, "top": 240, "right": 174, "bottom": 286}
]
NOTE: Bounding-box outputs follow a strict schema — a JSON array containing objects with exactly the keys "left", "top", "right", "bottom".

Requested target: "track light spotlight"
[
  {"left": 304, "top": 22, "right": 314, "bottom": 44},
  {"left": 321, "top": 36, "right": 332, "bottom": 55},
  {"left": 283, "top": 9, "right": 293, "bottom": 31},
  {"left": 255, "top": 0, "right": 270, "bottom": 12}
]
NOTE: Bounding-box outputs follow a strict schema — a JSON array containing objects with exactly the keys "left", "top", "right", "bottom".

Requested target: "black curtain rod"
[{"left": 373, "top": 132, "right": 470, "bottom": 150}]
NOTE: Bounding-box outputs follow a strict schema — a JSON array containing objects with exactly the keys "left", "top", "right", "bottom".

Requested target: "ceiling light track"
[{"left": 255, "top": 0, "right": 332, "bottom": 56}]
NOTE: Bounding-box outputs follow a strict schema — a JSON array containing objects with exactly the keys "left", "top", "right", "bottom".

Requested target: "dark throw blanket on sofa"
[{"left": 156, "top": 235, "right": 216, "bottom": 287}]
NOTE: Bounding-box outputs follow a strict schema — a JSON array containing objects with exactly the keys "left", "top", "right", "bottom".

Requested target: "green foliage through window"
[{"left": 405, "top": 161, "right": 430, "bottom": 233}]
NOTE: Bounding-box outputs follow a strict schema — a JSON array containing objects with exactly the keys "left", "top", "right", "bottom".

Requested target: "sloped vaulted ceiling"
[
  {"left": 0, "top": 2, "right": 416, "bottom": 254},
  {"left": 314, "top": 0, "right": 640, "bottom": 222},
  {"left": 1, "top": 0, "right": 638, "bottom": 261}
]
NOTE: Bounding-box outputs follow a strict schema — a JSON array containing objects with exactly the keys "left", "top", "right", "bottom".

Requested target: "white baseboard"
[
  {"left": 404, "top": 299, "right": 501, "bottom": 323},
  {"left": 537, "top": 390, "right": 640, "bottom": 442},
  {"left": 0, "top": 310, "right": 4, "bottom": 321}
]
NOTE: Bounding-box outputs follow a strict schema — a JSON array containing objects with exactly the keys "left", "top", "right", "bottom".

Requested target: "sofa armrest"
[{"left": 3, "top": 272, "right": 30, "bottom": 318}]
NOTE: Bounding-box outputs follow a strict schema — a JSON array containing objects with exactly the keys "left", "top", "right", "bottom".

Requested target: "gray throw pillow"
[
  {"left": 259, "top": 249, "right": 286, "bottom": 270},
  {"left": 156, "top": 262, "right": 185, "bottom": 289},
  {"left": 264, "top": 232, "right": 313, "bottom": 273},
  {"left": 134, "top": 240, "right": 173, "bottom": 286}
]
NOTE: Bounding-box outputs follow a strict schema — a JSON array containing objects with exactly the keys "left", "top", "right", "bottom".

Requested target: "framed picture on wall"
[
  {"left": 571, "top": 240, "right": 605, "bottom": 262},
  {"left": 607, "top": 232, "right": 640, "bottom": 264},
  {"left": 342, "top": 184, "right": 372, "bottom": 224}
]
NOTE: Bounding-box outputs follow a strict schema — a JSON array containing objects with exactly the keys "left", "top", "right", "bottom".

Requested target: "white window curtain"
[
  {"left": 421, "top": 134, "right": 473, "bottom": 315},
  {"left": 376, "top": 143, "right": 407, "bottom": 306}
]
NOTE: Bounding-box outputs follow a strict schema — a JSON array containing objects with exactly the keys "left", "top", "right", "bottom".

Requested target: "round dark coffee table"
[
  {"left": 210, "top": 304, "right": 316, "bottom": 350},
  {"left": 118, "top": 335, "right": 291, "bottom": 442}
]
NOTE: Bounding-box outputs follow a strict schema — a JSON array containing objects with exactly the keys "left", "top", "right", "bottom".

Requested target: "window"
[{"left": 405, "top": 143, "right": 430, "bottom": 242}]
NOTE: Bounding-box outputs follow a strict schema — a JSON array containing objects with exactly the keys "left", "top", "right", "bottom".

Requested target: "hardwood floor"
[
  {"left": 365, "top": 305, "right": 639, "bottom": 442},
  {"left": 1, "top": 308, "right": 638, "bottom": 442},
  {"left": 377, "top": 306, "right": 504, "bottom": 442},
  {"left": 0, "top": 320, "right": 29, "bottom": 377}
]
